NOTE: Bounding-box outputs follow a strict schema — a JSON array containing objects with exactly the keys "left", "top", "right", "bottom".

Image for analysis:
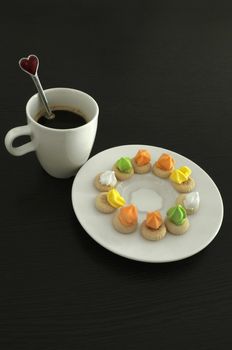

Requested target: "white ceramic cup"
[{"left": 5, "top": 88, "right": 99, "bottom": 178}]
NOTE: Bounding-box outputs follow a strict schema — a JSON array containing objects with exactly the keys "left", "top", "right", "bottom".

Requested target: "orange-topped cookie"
[
  {"left": 153, "top": 153, "right": 175, "bottom": 178},
  {"left": 119, "top": 205, "right": 138, "bottom": 226},
  {"left": 135, "top": 150, "right": 151, "bottom": 166},
  {"left": 146, "top": 211, "right": 162, "bottom": 229},
  {"left": 132, "top": 149, "right": 152, "bottom": 174},
  {"left": 140, "top": 211, "right": 167, "bottom": 241},
  {"left": 156, "top": 154, "right": 174, "bottom": 170},
  {"left": 113, "top": 204, "right": 138, "bottom": 233}
]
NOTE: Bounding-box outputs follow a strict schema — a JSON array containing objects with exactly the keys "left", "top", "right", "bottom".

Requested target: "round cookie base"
[
  {"left": 112, "top": 163, "right": 134, "bottom": 181},
  {"left": 95, "top": 192, "right": 116, "bottom": 214},
  {"left": 94, "top": 173, "right": 117, "bottom": 192},
  {"left": 152, "top": 164, "right": 174, "bottom": 178},
  {"left": 131, "top": 158, "right": 151, "bottom": 174},
  {"left": 171, "top": 177, "right": 195, "bottom": 193},
  {"left": 140, "top": 222, "right": 167, "bottom": 241},
  {"left": 112, "top": 213, "right": 138, "bottom": 234},
  {"left": 176, "top": 194, "right": 199, "bottom": 215},
  {"left": 165, "top": 218, "right": 190, "bottom": 235}
]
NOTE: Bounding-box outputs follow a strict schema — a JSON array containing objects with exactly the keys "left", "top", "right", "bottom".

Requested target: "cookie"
[
  {"left": 140, "top": 221, "right": 167, "bottom": 241},
  {"left": 131, "top": 158, "right": 151, "bottom": 174},
  {"left": 171, "top": 177, "right": 195, "bottom": 193},
  {"left": 94, "top": 171, "right": 117, "bottom": 192},
  {"left": 112, "top": 205, "right": 138, "bottom": 234},
  {"left": 152, "top": 165, "right": 173, "bottom": 178},
  {"left": 152, "top": 153, "right": 175, "bottom": 178},
  {"left": 165, "top": 217, "right": 190, "bottom": 235},
  {"left": 132, "top": 149, "right": 152, "bottom": 174},
  {"left": 112, "top": 213, "right": 138, "bottom": 234},
  {"left": 176, "top": 192, "right": 200, "bottom": 215},
  {"left": 95, "top": 192, "right": 116, "bottom": 213},
  {"left": 112, "top": 163, "right": 134, "bottom": 181}
]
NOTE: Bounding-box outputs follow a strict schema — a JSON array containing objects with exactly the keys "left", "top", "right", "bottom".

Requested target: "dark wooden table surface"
[{"left": 1, "top": 1, "right": 231, "bottom": 349}]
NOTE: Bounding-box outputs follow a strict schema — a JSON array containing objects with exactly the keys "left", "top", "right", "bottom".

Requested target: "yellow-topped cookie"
[
  {"left": 107, "top": 189, "right": 126, "bottom": 208},
  {"left": 170, "top": 166, "right": 191, "bottom": 184},
  {"left": 170, "top": 166, "right": 195, "bottom": 193}
]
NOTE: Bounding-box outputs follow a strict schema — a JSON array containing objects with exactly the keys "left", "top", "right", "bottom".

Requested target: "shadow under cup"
[{"left": 27, "top": 88, "right": 99, "bottom": 178}]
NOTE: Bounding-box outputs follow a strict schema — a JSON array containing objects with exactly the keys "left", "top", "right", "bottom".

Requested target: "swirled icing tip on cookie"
[
  {"left": 107, "top": 189, "right": 126, "bottom": 208},
  {"left": 183, "top": 191, "right": 200, "bottom": 210},
  {"left": 99, "top": 170, "right": 117, "bottom": 186},
  {"left": 116, "top": 157, "right": 132, "bottom": 173},
  {"left": 118, "top": 204, "right": 138, "bottom": 227},
  {"left": 167, "top": 205, "right": 187, "bottom": 225},
  {"left": 145, "top": 211, "right": 163, "bottom": 230},
  {"left": 170, "top": 166, "right": 192, "bottom": 184},
  {"left": 134, "top": 149, "right": 151, "bottom": 166},
  {"left": 156, "top": 153, "right": 174, "bottom": 171}
]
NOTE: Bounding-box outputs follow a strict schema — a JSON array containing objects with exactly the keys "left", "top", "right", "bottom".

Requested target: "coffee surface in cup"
[{"left": 37, "top": 109, "right": 86, "bottom": 129}]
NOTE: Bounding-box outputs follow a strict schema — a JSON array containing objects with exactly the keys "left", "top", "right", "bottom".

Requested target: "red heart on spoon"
[{"left": 19, "top": 55, "right": 39, "bottom": 75}]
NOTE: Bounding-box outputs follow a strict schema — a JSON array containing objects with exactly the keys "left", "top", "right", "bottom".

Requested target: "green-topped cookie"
[
  {"left": 167, "top": 205, "right": 186, "bottom": 225},
  {"left": 116, "top": 157, "right": 132, "bottom": 173}
]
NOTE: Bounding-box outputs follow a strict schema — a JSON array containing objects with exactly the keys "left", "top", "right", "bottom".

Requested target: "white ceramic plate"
[{"left": 71, "top": 145, "right": 223, "bottom": 263}]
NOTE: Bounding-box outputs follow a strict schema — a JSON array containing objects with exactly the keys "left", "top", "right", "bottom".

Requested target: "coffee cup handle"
[{"left": 5, "top": 125, "right": 35, "bottom": 156}]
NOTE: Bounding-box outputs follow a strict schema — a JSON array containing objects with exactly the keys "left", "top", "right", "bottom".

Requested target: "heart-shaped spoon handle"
[
  {"left": 19, "top": 55, "right": 55, "bottom": 120},
  {"left": 19, "top": 54, "right": 39, "bottom": 75}
]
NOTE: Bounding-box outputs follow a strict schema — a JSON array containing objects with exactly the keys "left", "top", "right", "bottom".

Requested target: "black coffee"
[{"left": 37, "top": 110, "right": 87, "bottom": 129}]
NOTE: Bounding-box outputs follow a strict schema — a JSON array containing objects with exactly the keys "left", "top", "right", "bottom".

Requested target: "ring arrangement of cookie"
[{"left": 93, "top": 149, "right": 200, "bottom": 241}]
